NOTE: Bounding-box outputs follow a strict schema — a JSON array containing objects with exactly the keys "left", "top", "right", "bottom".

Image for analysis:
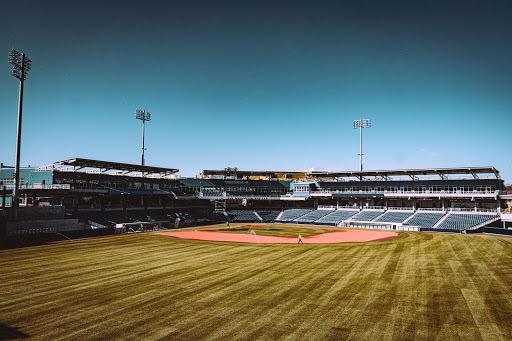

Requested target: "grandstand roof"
[
  {"left": 37, "top": 158, "right": 179, "bottom": 177},
  {"left": 307, "top": 167, "right": 500, "bottom": 180}
]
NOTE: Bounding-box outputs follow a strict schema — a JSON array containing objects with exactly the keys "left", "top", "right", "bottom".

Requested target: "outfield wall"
[{"left": 6, "top": 219, "right": 80, "bottom": 236}]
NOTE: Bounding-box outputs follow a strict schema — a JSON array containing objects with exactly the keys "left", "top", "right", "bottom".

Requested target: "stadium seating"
[
  {"left": 276, "top": 209, "right": 314, "bottom": 222},
  {"left": 294, "top": 210, "right": 334, "bottom": 223},
  {"left": 375, "top": 211, "right": 413, "bottom": 223},
  {"left": 229, "top": 210, "right": 260, "bottom": 222},
  {"left": 350, "top": 210, "right": 385, "bottom": 221},
  {"left": 435, "top": 213, "right": 497, "bottom": 231},
  {"left": 257, "top": 210, "right": 281, "bottom": 222},
  {"left": 315, "top": 209, "right": 359, "bottom": 225},
  {"left": 404, "top": 213, "right": 445, "bottom": 229}
]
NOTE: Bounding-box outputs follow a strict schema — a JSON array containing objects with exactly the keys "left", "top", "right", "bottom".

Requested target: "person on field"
[{"left": 298, "top": 234, "right": 303, "bottom": 244}]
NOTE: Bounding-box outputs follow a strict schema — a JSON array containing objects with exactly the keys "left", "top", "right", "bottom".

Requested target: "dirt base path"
[{"left": 161, "top": 228, "right": 398, "bottom": 244}]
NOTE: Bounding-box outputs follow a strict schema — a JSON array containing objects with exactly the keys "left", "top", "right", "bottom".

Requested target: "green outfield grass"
[{"left": 1, "top": 224, "right": 512, "bottom": 340}]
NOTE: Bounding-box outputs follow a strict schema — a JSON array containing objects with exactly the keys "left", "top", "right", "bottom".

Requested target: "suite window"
[{"left": 444, "top": 185, "right": 456, "bottom": 192}]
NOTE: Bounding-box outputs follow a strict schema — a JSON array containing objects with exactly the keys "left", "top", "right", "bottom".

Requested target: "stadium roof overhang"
[
  {"left": 37, "top": 158, "right": 179, "bottom": 177},
  {"left": 307, "top": 167, "right": 501, "bottom": 181}
]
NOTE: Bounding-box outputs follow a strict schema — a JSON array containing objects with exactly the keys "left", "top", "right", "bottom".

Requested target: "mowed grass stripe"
[{"left": 1, "top": 229, "right": 512, "bottom": 340}]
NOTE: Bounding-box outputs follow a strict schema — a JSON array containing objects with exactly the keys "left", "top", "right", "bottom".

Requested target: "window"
[
  {"left": 361, "top": 186, "right": 371, "bottom": 192},
  {"left": 461, "top": 185, "right": 473, "bottom": 192},
  {"left": 375, "top": 186, "right": 385, "bottom": 192},
  {"left": 387, "top": 186, "right": 398, "bottom": 193},
  {"left": 429, "top": 185, "right": 442, "bottom": 192},
  {"left": 76, "top": 179, "right": 87, "bottom": 188},
  {"left": 350, "top": 186, "right": 359, "bottom": 192},
  {"left": 476, "top": 185, "right": 495, "bottom": 193},
  {"left": 444, "top": 185, "right": 457, "bottom": 193},
  {"left": 401, "top": 186, "right": 412, "bottom": 192},
  {"left": 89, "top": 180, "right": 99, "bottom": 188},
  {"left": 54, "top": 178, "right": 72, "bottom": 185},
  {"left": 296, "top": 185, "right": 309, "bottom": 192},
  {"left": 414, "top": 186, "right": 426, "bottom": 193}
]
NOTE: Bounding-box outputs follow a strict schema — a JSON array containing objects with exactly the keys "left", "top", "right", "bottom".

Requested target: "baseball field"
[{"left": 1, "top": 224, "right": 511, "bottom": 340}]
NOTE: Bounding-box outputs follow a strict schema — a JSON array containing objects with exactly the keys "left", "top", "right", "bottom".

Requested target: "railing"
[
  {"left": 417, "top": 208, "right": 444, "bottom": 211},
  {"left": 387, "top": 207, "right": 414, "bottom": 210},
  {"left": 318, "top": 205, "right": 336, "bottom": 209},
  {"left": 446, "top": 207, "right": 498, "bottom": 213},
  {"left": 2, "top": 184, "right": 71, "bottom": 190},
  {"left": 363, "top": 206, "right": 386, "bottom": 210},
  {"left": 312, "top": 189, "right": 497, "bottom": 195}
]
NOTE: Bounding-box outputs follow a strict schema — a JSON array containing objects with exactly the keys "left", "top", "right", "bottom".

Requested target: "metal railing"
[
  {"left": 2, "top": 184, "right": 71, "bottom": 190},
  {"left": 312, "top": 189, "right": 497, "bottom": 195}
]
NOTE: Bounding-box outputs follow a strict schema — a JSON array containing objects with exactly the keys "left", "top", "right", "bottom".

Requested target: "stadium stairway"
[
  {"left": 276, "top": 209, "right": 314, "bottom": 222},
  {"left": 254, "top": 211, "right": 263, "bottom": 221},
  {"left": 349, "top": 210, "right": 386, "bottom": 222},
  {"left": 315, "top": 209, "right": 359, "bottom": 225},
  {"left": 294, "top": 209, "right": 334, "bottom": 223}
]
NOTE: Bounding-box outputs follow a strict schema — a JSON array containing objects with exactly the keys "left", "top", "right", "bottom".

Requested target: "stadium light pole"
[
  {"left": 9, "top": 49, "right": 32, "bottom": 220},
  {"left": 134, "top": 110, "right": 151, "bottom": 166},
  {"left": 353, "top": 119, "right": 371, "bottom": 171}
]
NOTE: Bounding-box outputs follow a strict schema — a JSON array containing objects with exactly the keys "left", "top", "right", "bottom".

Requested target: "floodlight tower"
[
  {"left": 134, "top": 110, "right": 151, "bottom": 165},
  {"left": 8, "top": 49, "right": 32, "bottom": 219},
  {"left": 353, "top": 118, "right": 371, "bottom": 171}
]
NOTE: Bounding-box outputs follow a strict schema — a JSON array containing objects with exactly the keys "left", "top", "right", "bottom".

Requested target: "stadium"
[
  {"left": 1, "top": 155, "right": 512, "bottom": 339},
  {"left": 3, "top": 2, "right": 512, "bottom": 340}
]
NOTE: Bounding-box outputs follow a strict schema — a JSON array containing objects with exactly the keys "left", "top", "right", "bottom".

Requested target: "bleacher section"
[
  {"left": 72, "top": 208, "right": 217, "bottom": 229},
  {"left": 404, "top": 213, "right": 445, "bottom": 229},
  {"left": 316, "top": 210, "right": 359, "bottom": 225},
  {"left": 70, "top": 208, "right": 500, "bottom": 233},
  {"left": 375, "top": 211, "right": 413, "bottom": 223},
  {"left": 350, "top": 210, "right": 385, "bottom": 222},
  {"left": 435, "top": 213, "right": 497, "bottom": 231},
  {"left": 229, "top": 210, "right": 260, "bottom": 222},
  {"left": 257, "top": 210, "right": 281, "bottom": 222},
  {"left": 277, "top": 209, "right": 313, "bottom": 222},
  {"left": 294, "top": 210, "right": 334, "bottom": 223}
]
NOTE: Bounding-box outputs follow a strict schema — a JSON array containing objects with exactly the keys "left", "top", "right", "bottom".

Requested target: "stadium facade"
[{"left": 1, "top": 158, "right": 511, "bottom": 239}]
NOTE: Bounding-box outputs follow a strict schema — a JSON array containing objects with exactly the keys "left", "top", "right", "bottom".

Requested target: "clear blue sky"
[{"left": 1, "top": 0, "right": 511, "bottom": 182}]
